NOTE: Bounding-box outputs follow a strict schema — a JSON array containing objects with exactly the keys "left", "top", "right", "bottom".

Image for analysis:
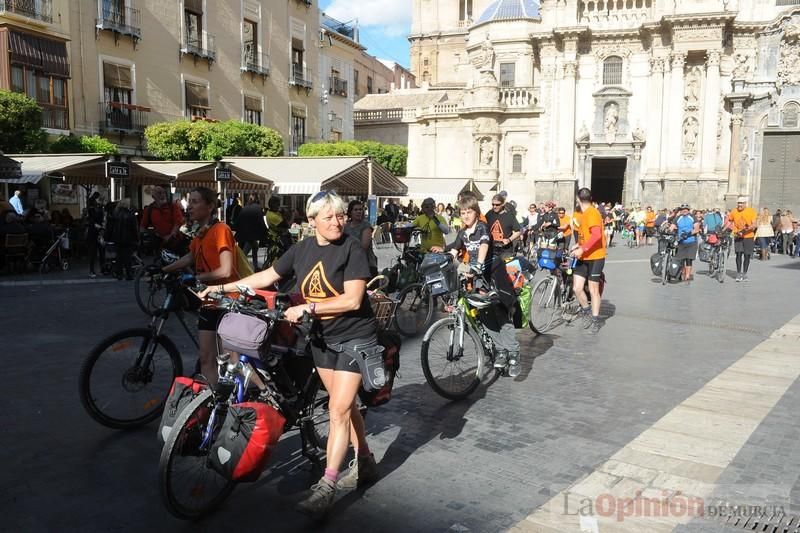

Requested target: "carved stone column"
[
  {"left": 558, "top": 61, "right": 577, "bottom": 174},
  {"left": 646, "top": 57, "right": 665, "bottom": 176},
  {"left": 667, "top": 52, "right": 686, "bottom": 172},
  {"left": 725, "top": 112, "right": 744, "bottom": 206},
  {"left": 700, "top": 50, "right": 722, "bottom": 177}
]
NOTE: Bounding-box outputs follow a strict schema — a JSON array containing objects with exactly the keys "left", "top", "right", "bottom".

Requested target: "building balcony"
[
  {"left": 354, "top": 108, "right": 407, "bottom": 124},
  {"left": 41, "top": 103, "right": 68, "bottom": 130},
  {"left": 241, "top": 47, "right": 270, "bottom": 78},
  {"left": 96, "top": 5, "right": 142, "bottom": 43},
  {"left": 499, "top": 87, "right": 537, "bottom": 109},
  {"left": 99, "top": 101, "right": 150, "bottom": 134},
  {"left": 181, "top": 31, "right": 216, "bottom": 65},
  {"left": 290, "top": 64, "right": 313, "bottom": 90},
  {"left": 329, "top": 76, "right": 347, "bottom": 97},
  {"left": 0, "top": 0, "right": 52, "bottom": 24}
]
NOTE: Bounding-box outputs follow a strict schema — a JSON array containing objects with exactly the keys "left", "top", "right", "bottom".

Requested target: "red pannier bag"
[
  {"left": 157, "top": 376, "right": 208, "bottom": 444},
  {"left": 210, "top": 402, "right": 286, "bottom": 482},
  {"left": 358, "top": 330, "right": 401, "bottom": 408}
]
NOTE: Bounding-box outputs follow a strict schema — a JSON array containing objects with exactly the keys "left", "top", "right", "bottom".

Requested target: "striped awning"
[
  {"left": 223, "top": 156, "right": 406, "bottom": 196},
  {"left": 135, "top": 161, "right": 272, "bottom": 191},
  {"left": 0, "top": 154, "right": 107, "bottom": 184},
  {"left": 399, "top": 177, "right": 485, "bottom": 202}
]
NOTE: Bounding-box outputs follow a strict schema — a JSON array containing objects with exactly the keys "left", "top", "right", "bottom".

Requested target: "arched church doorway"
[{"left": 590, "top": 157, "right": 626, "bottom": 204}]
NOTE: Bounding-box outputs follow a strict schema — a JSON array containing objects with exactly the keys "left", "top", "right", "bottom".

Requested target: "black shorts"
[
  {"left": 645, "top": 227, "right": 656, "bottom": 237},
  {"left": 676, "top": 242, "right": 698, "bottom": 264},
  {"left": 310, "top": 338, "right": 372, "bottom": 374},
  {"left": 198, "top": 307, "right": 226, "bottom": 332},
  {"left": 734, "top": 237, "right": 755, "bottom": 255},
  {"left": 573, "top": 258, "right": 605, "bottom": 281}
]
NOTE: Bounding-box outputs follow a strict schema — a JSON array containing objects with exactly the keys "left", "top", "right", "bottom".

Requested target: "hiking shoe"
[
  {"left": 589, "top": 318, "right": 602, "bottom": 334},
  {"left": 507, "top": 353, "right": 521, "bottom": 377},
  {"left": 295, "top": 477, "right": 336, "bottom": 519},
  {"left": 735, "top": 274, "right": 742, "bottom": 282},
  {"left": 494, "top": 351, "right": 508, "bottom": 368},
  {"left": 337, "top": 453, "right": 379, "bottom": 490},
  {"left": 581, "top": 311, "right": 593, "bottom": 329}
]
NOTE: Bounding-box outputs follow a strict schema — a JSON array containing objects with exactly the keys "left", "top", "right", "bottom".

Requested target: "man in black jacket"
[{"left": 235, "top": 194, "right": 268, "bottom": 270}]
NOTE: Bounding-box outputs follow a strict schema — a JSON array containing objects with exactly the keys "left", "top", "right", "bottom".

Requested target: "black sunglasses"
[{"left": 492, "top": 203, "right": 503, "bottom": 207}]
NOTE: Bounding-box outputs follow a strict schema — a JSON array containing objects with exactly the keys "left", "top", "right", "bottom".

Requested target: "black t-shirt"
[
  {"left": 447, "top": 222, "right": 491, "bottom": 265},
  {"left": 536, "top": 211, "right": 560, "bottom": 233},
  {"left": 273, "top": 236, "right": 376, "bottom": 343},
  {"left": 485, "top": 209, "right": 520, "bottom": 248}
]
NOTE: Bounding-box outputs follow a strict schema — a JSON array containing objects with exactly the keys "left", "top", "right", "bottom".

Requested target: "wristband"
[{"left": 309, "top": 302, "right": 316, "bottom": 316}]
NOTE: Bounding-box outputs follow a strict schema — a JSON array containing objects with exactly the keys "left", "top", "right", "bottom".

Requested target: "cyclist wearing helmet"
[{"left": 670, "top": 203, "right": 701, "bottom": 282}]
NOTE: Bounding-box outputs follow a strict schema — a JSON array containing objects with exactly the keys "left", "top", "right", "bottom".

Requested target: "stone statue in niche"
[
  {"left": 632, "top": 125, "right": 645, "bottom": 142},
  {"left": 577, "top": 123, "right": 590, "bottom": 142},
  {"left": 479, "top": 33, "right": 495, "bottom": 71},
  {"left": 683, "top": 117, "right": 699, "bottom": 158},
  {"left": 479, "top": 138, "right": 494, "bottom": 166},
  {"left": 685, "top": 68, "right": 701, "bottom": 106},
  {"left": 604, "top": 102, "right": 619, "bottom": 141},
  {"left": 778, "top": 23, "right": 800, "bottom": 88},
  {"left": 732, "top": 53, "right": 752, "bottom": 79}
]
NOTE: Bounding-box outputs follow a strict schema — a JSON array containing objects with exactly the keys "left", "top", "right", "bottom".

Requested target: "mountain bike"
[
  {"left": 529, "top": 255, "right": 606, "bottom": 333},
  {"left": 420, "top": 269, "right": 501, "bottom": 400},
  {"left": 158, "top": 291, "right": 331, "bottom": 520},
  {"left": 707, "top": 229, "right": 732, "bottom": 283},
  {"left": 659, "top": 231, "right": 680, "bottom": 285},
  {"left": 78, "top": 271, "right": 199, "bottom": 429}
]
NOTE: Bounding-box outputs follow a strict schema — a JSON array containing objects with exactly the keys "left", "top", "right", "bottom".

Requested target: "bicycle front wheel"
[
  {"left": 530, "top": 275, "right": 559, "bottom": 333},
  {"left": 717, "top": 250, "right": 726, "bottom": 283},
  {"left": 134, "top": 268, "right": 167, "bottom": 316},
  {"left": 421, "top": 316, "right": 484, "bottom": 400},
  {"left": 159, "top": 389, "right": 236, "bottom": 519},
  {"left": 79, "top": 328, "right": 183, "bottom": 429},
  {"left": 394, "top": 282, "right": 434, "bottom": 337}
]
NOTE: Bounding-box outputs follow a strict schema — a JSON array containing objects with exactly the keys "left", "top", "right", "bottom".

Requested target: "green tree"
[
  {"left": 0, "top": 90, "right": 47, "bottom": 153},
  {"left": 298, "top": 140, "right": 408, "bottom": 176},
  {"left": 144, "top": 120, "right": 283, "bottom": 160},
  {"left": 50, "top": 134, "right": 118, "bottom": 155}
]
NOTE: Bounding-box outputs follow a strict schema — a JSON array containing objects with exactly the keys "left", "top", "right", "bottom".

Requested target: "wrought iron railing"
[
  {"left": 330, "top": 76, "right": 347, "bottom": 97},
  {"left": 290, "top": 64, "right": 313, "bottom": 89},
  {"left": 99, "top": 101, "right": 150, "bottom": 133},
  {"left": 182, "top": 31, "right": 216, "bottom": 62},
  {"left": 41, "top": 104, "right": 68, "bottom": 130},
  {"left": 0, "top": 0, "right": 52, "bottom": 23},
  {"left": 241, "top": 47, "right": 270, "bottom": 76},
  {"left": 96, "top": 5, "right": 141, "bottom": 38}
]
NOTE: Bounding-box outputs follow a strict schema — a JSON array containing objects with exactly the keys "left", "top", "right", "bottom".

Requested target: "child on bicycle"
[{"left": 446, "top": 194, "right": 521, "bottom": 377}]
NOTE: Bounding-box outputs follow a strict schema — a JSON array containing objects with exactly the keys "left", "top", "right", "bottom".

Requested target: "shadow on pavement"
[{"left": 515, "top": 331, "right": 554, "bottom": 382}]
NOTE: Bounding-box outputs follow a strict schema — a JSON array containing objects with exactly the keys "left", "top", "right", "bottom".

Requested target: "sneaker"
[
  {"left": 735, "top": 274, "right": 742, "bottom": 282},
  {"left": 337, "top": 453, "right": 379, "bottom": 490},
  {"left": 494, "top": 351, "right": 508, "bottom": 368},
  {"left": 581, "top": 311, "right": 593, "bottom": 329},
  {"left": 507, "top": 353, "right": 521, "bottom": 378},
  {"left": 589, "top": 317, "right": 602, "bottom": 334},
  {"left": 742, "top": 274, "right": 749, "bottom": 282},
  {"left": 295, "top": 477, "right": 336, "bottom": 519}
]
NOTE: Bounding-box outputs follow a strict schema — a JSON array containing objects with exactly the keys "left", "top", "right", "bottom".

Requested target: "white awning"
[
  {"left": 1, "top": 154, "right": 107, "bottom": 184},
  {"left": 399, "top": 177, "right": 485, "bottom": 203},
  {"left": 224, "top": 156, "right": 407, "bottom": 196},
  {"left": 133, "top": 161, "right": 272, "bottom": 191}
]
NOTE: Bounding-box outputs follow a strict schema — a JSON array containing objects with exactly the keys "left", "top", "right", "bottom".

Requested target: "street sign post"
[
  {"left": 106, "top": 160, "right": 129, "bottom": 202},
  {"left": 215, "top": 167, "right": 232, "bottom": 182}
]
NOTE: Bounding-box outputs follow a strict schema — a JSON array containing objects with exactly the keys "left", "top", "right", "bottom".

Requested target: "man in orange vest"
[{"left": 569, "top": 188, "right": 607, "bottom": 334}]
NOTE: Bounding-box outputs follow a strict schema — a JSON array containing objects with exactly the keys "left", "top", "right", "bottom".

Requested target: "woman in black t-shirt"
[{"left": 200, "top": 190, "right": 380, "bottom": 518}]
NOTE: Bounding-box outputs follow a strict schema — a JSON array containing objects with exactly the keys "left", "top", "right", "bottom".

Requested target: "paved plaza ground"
[{"left": 2, "top": 242, "right": 800, "bottom": 532}]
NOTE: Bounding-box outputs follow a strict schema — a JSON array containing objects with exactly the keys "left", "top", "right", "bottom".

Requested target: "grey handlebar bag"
[
  {"left": 217, "top": 313, "right": 270, "bottom": 356},
  {"left": 327, "top": 339, "right": 387, "bottom": 392}
]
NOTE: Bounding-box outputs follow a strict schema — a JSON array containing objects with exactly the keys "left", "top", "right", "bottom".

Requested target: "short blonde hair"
[{"left": 306, "top": 190, "right": 345, "bottom": 219}]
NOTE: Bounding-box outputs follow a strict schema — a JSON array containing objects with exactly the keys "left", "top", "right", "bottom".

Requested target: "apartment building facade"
[{"left": 318, "top": 13, "right": 361, "bottom": 142}]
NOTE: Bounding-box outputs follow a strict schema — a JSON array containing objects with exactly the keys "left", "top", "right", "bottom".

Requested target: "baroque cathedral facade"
[{"left": 354, "top": 0, "right": 800, "bottom": 212}]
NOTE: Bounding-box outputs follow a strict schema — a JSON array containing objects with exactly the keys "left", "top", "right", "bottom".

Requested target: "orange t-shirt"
[
  {"left": 190, "top": 222, "right": 239, "bottom": 284},
  {"left": 142, "top": 201, "right": 184, "bottom": 238},
  {"left": 576, "top": 206, "right": 606, "bottom": 260},
  {"left": 728, "top": 207, "right": 757, "bottom": 239},
  {"left": 645, "top": 211, "right": 656, "bottom": 228},
  {"left": 559, "top": 214, "right": 572, "bottom": 237}
]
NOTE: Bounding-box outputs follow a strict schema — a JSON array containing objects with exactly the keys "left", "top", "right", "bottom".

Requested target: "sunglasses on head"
[{"left": 311, "top": 190, "right": 337, "bottom": 203}]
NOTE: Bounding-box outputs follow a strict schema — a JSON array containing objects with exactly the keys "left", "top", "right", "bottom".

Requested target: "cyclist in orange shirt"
[
  {"left": 724, "top": 195, "right": 757, "bottom": 282},
  {"left": 569, "top": 188, "right": 606, "bottom": 334},
  {"left": 557, "top": 207, "right": 572, "bottom": 249},
  {"left": 644, "top": 206, "right": 656, "bottom": 245}
]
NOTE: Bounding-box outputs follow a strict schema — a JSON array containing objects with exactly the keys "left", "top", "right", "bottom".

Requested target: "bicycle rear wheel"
[
  {"left": 421, "top": 316, "right": 484, "bottom": 400},
  {"left": 134, "top": 267, "right": 167, "bottom": 316},
  {"left": 159, "top": 389, "right": 236, "bottom": 519},
  {"left": 394, "top": 282, "right": 434, "bottom": 337},
  {"left": 530, "top": 275, "right": 559, "bottom": 333},
  {"left": 79, "top": 328, "right": 183, "bottom": 429}
]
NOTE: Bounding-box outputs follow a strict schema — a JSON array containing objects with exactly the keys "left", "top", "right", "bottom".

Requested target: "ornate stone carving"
[
  {"left": 479, "top": 137, "right": 495, "bottom": 166},
  {"left": 706, "top": 50, "right": 721, "bottom": 68},
  {"left": 670, "top": 52, "right": 686, "bottom": 70},
  {"left": 594, "top": 44, "right": 632, "bottom": 88},
  {"left": 477, "top": 33, "right": 495, "bottom": 71},
  {"left": 604, "top": 102, "right": 619, "bottom": 143},
  {"left": 778, "top": 22, "right": 800, "bottom": 88},
  {"left": 683, "top": 116, "right": 699, "bottom": 160},
  {"left": 649, "top": 57, "right": 666, "bottom": 74},
  {"left": 577, "top": 123, "right": 590, "bottom": 143},
  {"left": 672, "top": 25, "right": 723, "bottom": 44},
  {"left": 563, "top": 61, "right": 577, "bottom": 78},
  {"left": 732, "top": 52, "right": 752, "bottom": 80},
  {"left": 632, "top": 125, "right": 645, "bottom": 142},
  {"left": 685, "top": 67, "right": 702, "bottom": 108}
]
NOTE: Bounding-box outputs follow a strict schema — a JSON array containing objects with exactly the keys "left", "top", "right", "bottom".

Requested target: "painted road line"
[
  {"left": 510, "top": 313, "right": 800, "bottom": 533},
  {"left": 0, "top": 278, "right": 118, "bottom": 287}
]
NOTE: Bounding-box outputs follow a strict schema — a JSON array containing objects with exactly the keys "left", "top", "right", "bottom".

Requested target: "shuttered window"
[
  {"left": 603, "top": 56, "right": 623, "bottom": 85},
  {"left": 512, "top": 154, "right": 523, "bottom": 173},
  {"left": 103, "top": 62, "right": 132, "bottom": 89},
  {"left": 185, "top": 81, "right": 210, "bottom": 117},
  {"left": 244, "top": 95, "right": 262, "bottom": 125}
]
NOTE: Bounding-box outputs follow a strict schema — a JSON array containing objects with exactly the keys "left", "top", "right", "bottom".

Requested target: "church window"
[
  {"left": 459, "top": 0, "right": 473, "bottom": 21},
  {"left": 603, "top": 56, "right": 623, "bottom": 85},
  {"left": 512, "top": 154, "right": 523, "bottom": 173},
  {"left": 783, "top": 103, "right": 799, "bottom": 128},
  {"left": 500, "top": 62, "right": 515, "bottom": 87}
]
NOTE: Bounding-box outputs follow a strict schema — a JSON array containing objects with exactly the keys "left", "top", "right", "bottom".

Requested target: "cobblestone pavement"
[{"left": 2, "top": 243, "right": 800, "bottom": 532}]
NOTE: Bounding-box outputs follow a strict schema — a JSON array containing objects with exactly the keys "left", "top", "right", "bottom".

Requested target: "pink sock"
[
  {"left": 324, "top": 468, "right": 339, "bottom": 482},
  {"left": 357, "top": 445, "right": 371, "bottom": 457}
]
